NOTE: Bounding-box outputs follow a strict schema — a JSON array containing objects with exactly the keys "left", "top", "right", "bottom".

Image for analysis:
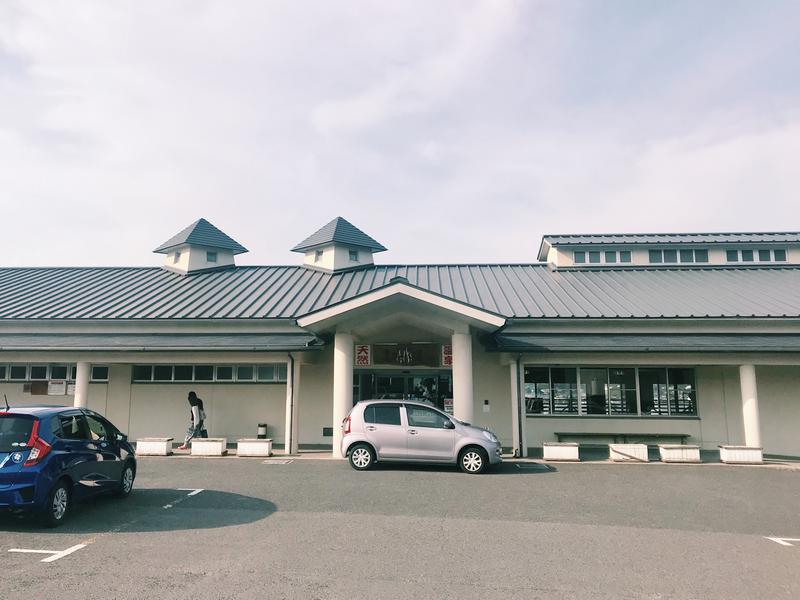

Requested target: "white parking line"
[
  {"left": 9, "top": 543, "right": 87, "bottom": 563},
  {"left": 163, "top": 488, "right": 204, "bottom": 509},
  {"left": 765, "top": 536, "right": 800, "bottom": 547}
]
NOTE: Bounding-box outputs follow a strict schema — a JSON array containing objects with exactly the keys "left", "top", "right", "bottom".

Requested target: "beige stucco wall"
[
  {"left": 296, "top": 351, "right": 335, "bottom": 445},
  {"left": 755, "top": 366, "right": 800, "bottom": 456},
  {"left": 471, "top": 341, "right": 513, "bottom": 445}
]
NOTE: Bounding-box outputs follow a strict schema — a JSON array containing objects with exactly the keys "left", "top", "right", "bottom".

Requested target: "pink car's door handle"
[
  {"left": 365, "top": 426, "right": 377, "bottom": 431},
  {"left": 408, "top": 430, "right": 419, "bottom": 435}
]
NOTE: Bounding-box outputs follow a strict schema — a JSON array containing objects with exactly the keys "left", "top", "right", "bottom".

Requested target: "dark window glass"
[
  {"left": 364, "top": 404, "right": 401, "bottom": 426},
  {"left": 85, "top": 414, "right": 109, "bottom": 441},
  {"left": 153, "top": 366, "right": 173, "bottom": 381},
  {"left": 0, "top": 366, "right": 6, "bottom": 380},
  {"left": 619, "top": 251, "right": 632, "bottom": 263},
  {"left": 726, "top": 250, "right": 738, "bottom": 262},
  {"left": 173, "top": 365, "right": 193, "bottom": 381},
  {"left": 649, "top": 250, "right": 662, "bottom": 263},
  {"left": 524, "top": 367, "right": 550, "bottom": 414},
  {"left": 604, "top": 251, "right": 617, "bottom": 263},
  {"left": 349, "top": 250, "right": 359, "bottom": 262},
  {"left": 237, "top": 366, "right": 254, "bottom": 381},
  {"left": 580, "top": 368, "right": 608, "bottom": 414},
  {"left": 277, "top": 364, "right": 288, "bottom": 381},
  {"left": 639, "top": 369, "right": 669, "bottom": 415},
  {"left": 663, "top": 249, "right": 678, "bottom": 263},
  {"left": 573, "top": 251, "right": 586, "bottom": 264},
  {"left": 91, "top": 366, "right": 109, "bottom": 381},
  {"left": 608, "top": 368, "right": 637, "bottom": 414},
  {"left": 0, "top": 416, "right": 34, "bottom": 452},
  {"left": 741, "top": 249, "right": 754, "bottom": 262},
  {"left": 29, "top": 366, "right": 48, "bottom": 380},
  {"left": 406, "top": 405, "right": 449, "bottom": 428},
  {"left": 207, "top": 251, "right": 217, "bottom": 263},
  {"left": 57, "top": 414, "right": 91, "bottom": 440},
  {"left": 9, "top": 366, "right": 27, "bottom": 380},
  {"left": 50, "top": 365, "right": 68, "bottom": 379},
  {"left": 758, "top": 249, "right": 771, "bottom": 262},
  {"left": 216, "top": 366, "right": 233, "bottom": 381},
  {"left": 774, "top": 249, "right": 787, "bottom": 261},
  {"left": 70, "top": 366, "right": 77, "bottom": 380},
  {"left": 133, "top": 365, "right": 152, "bottom": 381},
  {"left": 257, "top": 365, "right": 275, "bottom": 381},
  {"left": 588, "top": 251, "right": 601, "bottom": 264},
  {"left": 679, "top": 250, "right": 694, "bottom": 263},
  {"left": 550, "top": 368, "right": 578, "bottom": 414},
  {"left": 694, "top": 249, "right": 709, "bottom": 263},
  {"left": 50, "top": 417, "right": 62, "bottom": 438},
  {"left": 668, "top": 368, "right": 696, "bottom": 415},
  {"left": 195, "top": 365, "right": 214, "bottom": 381}
]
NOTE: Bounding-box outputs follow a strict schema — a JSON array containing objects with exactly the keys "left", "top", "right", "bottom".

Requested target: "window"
[
  {"left": 207, "top": 251, "right": 217, "bottom": 263},
  {"left": 619, "top": 251, "right": 632, "bottom": 263},
  {"left": 680, "top": 249, "right": 693, "bottom": 263},
  {"left": 85, "top": 414, "right": 110, "bottom": 441},
  {"left": 29, "top": 366, "right": 48, "bottom": 380},
  {"left": 0, "top": 366, "right": 6, "bottom": 380},
  {"left": 173, "top": 251, "right": 181, "bottom": 264},
  {"left": 237, "top": 366, "right": 254, "bottom": 381},
  {"left": 314, "top": 250, "right": 323, "bottom": 263},
  {"left": 363, "top": 404, "right": 401, "bottom": 426},
  {"left": 758, "top": 249, "right": 770, "bottom": 262},
  {"left": 91, "top": 366, "right": 109, "bottom": 381},
  {"left": 173, "top": 366, "right": 193, "bottom": 381},
  {"left": 604, "top": 251, "right": 616, "bottom": 264},
  {"left": 406, "top": 405, "right": 450, "bottom": 428},
  {"left": 663, "top": 249, "right": 677, "bottom": 263},
  {"left": 9, "top": 366, "right": 27, "bottom": 381},
  {"left": 523, "top": 366, "right": 697, "bottom": 417},
  {"left": 153, "top": 366, "right": 173, "bottom": 381},
  {"left": 694, "top": 249, "right": 709, "bottom": 263},
  {"left": 50, "top": 365, "right": 68, "bottom": 380},
  {"left": 774, "top": 249, "right": 787, "bottom": 261},
  {"left": 573, "top": 251, "right": 586, "bottom": 264},
  {"left": 588, "top": 251, "right": 601, "bottom": 264},
  {"left": 741, "top": 249, "right": 754, "bottom": 262},
  {"left": 216, "top": 366, "right": 233, "bottom": 381},
  {"left": 649, "top": 250, "right": 663, "bottom": 264},
  {"left": 57, "top": 414, "right": 91, "bottom": 440},
  {"left": 257, "top": 365, "right": 275, "bottom": 381},
  {"left": 349, "top": 249, "right": 359, "bottom": 262},
  {"left": 277, "top": 364, "right": 288, "bottom": 381},
  {"left": 195, "top": 366, "right": 214, "bottom": 381},
  {"left": 726, "top": 250, "right": 738, "bottom": 262},
  {"left": 133, "top": 365, "right": 153, "bottom": 381},
  {"left": 0, "top": 416, "right": 35, "bottom": 452}
]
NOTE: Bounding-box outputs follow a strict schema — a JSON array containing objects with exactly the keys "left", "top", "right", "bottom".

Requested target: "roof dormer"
[
  {"left": 154, "top": 218, "right": 248, "bottom": 275},
  {"left": 292, "top": 217, "right": 386, "bottom": 272}
]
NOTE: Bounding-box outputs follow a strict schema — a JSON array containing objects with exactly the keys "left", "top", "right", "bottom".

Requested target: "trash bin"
[{"left": 257, "top": 423, "right": 268, "bottom": 439}]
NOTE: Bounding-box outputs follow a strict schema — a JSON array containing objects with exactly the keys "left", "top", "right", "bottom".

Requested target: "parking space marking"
[
  {"left": 262, "top": 459, "right": 293, "bottom": 464},
  {"left": 164, "top": 488, "right": 204, "bottom": 509},
  {"left": 9, "top": 543, "right": 87, "bottom": 563},
  {"left": 765, "top": 536, "right": 800, "bottom": 547}
]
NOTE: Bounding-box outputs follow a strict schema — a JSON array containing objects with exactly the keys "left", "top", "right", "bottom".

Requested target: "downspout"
[
  {"left": 516, "top": 354, "right": 524, "bottom": 458},
  {"left": 287, "top": 352, "right": 295, "bottom": 454}
]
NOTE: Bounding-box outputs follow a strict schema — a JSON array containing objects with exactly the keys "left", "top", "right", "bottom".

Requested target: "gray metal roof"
[
  {"left": 1, "top": 264, "right": 799, "bottom": 320},
  {"left": 542, "top": 232, "right": 800, "bottom": 246},
  {"left": 0, "top": 333, "right": 321, "bottom": 351},
  {"left": 153, "top": 218, "right": 248, "bottom": 254},
  {"left": 490, "top": 333, "right": 800, "bottom": 352},
  {"left": 291, "top": 217, "right": 387, "bottom": 253}
]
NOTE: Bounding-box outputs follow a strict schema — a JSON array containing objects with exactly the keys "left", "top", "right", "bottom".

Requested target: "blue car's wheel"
[
  {"left": 41, "top": 480, "right": 70, "bottom": 528},
  {"left": 115, "top": 462, "right": 135, "bottom": 498}
]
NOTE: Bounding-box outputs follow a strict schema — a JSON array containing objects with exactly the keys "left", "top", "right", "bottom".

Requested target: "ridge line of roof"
[{"left": 542, "top": 230, "right": 800, "bottom": 237}]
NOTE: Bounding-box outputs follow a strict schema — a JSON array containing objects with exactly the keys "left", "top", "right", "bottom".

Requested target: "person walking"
[{"left": 177, "top": 391, "right": 206, "bottom": 450}]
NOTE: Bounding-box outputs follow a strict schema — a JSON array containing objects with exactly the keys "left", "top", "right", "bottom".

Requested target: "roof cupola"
[
  {"left": 154, "top": 218, "right": 248, "bottom": 274},
  {"left": 292, "top": 217, "right": 386, "bottom": 272}
]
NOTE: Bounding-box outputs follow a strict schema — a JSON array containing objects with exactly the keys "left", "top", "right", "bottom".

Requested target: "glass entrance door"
[{"left": 354, "top": 371, "right": 452, "bottom": 411}]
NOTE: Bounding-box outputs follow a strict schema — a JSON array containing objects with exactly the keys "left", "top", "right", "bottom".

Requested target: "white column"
[
  {"left": 284, "top": 357, "right": 300, "bottom": 455},
  {"left": 452, "top": 332, "right": 474, "bottom": 424},
  {"left": 509, "top": 360, "right": 528, "bottom": 457},
  {"left": 739, "top": 364, "right": 762, "bottom": 448},
  {"left": 73, "top": 362, "right": 91, "bottom": 408},
  {"left": 332, "top": 332, "right": 354, "bottom": 459}
]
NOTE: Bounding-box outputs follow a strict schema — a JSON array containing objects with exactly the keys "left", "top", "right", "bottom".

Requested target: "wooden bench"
[{"left": 555, "top": 432, "right": 691, "bottom": 445}]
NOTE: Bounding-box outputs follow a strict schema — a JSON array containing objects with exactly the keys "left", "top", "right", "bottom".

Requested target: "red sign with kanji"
[
  {"left": 441, "top": 344, "right": 453, "bottom": 367},
  {"left": 355, "top": 344, "right": 371, "bottom": 366}
]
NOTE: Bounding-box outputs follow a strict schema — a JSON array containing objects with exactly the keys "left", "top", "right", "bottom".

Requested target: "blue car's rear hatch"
[{"left": 0, "top": 414, "right": 35, "bottom": 483}]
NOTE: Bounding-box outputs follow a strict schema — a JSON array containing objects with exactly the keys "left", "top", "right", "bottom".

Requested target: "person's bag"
[{"left": 200, "top": 428, "right": 209, "bottom": 438}]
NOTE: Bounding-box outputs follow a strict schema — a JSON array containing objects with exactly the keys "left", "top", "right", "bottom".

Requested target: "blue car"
[{"left": 0, "top": 405, "right": 136, "bottom": 527}]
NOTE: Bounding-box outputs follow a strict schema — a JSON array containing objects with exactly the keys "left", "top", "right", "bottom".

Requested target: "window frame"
[{"left": 131, "top": 364, "right": 288, "bottom": 383}]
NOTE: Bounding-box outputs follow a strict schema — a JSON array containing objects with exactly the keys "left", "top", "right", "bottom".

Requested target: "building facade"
[{"left": 1, "top": 218, "right": 799, "bottom": 458}]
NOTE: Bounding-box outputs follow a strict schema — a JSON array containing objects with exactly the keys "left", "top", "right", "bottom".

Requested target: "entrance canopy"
[{"left": 296, "top": 278, "right": 506, "bottom": 336}]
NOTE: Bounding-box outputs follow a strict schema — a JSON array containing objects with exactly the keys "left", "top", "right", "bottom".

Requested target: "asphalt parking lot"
[{"left": 1, "top": 458, "right": 799, "bottom": 600}]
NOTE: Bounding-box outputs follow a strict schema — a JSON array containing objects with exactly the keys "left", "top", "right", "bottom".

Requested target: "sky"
[{"left": 1, "top": 0, "right": 799, "bottom": 267}]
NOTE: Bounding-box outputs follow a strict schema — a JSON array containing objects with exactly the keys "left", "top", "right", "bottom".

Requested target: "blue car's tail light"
[{"left": 22, "top": 420, "right": 52, "bottom": 468}]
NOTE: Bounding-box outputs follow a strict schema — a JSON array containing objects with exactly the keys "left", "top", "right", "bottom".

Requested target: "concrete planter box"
[
  {"left": 719, "top": 445, "right": 763, "bottom": 464},
  {"left": 659, "top": 444, "right": 700, "bottom": 463},
  {"left": 609, "top": 443, "right": 649, "bottom": 462},
  {"left": 191, "top": 438, "right": 227, "bottom": 456},
  {"left": 543, "top": 442, "right": 579, "bottom": 461},
  {"left": 237, "top": 438, "right": 273, "bottom": 457},
  {"left": 136, "top": 437, "right": 173, "bottom": 456}
]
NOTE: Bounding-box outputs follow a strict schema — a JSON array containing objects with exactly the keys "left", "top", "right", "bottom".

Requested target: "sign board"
[
  {"left": 372, "top": 343, "right": 440, "bottom": 367},
  {"left": 441, "top": 344, "right": 453, "bottom": 367},
  {"left": 355, "top": 345, "right": 371, "bottom": 366},
  {"left": 443, "top": 398, "right": 454, "bottom": 415},
  {"left": 66, "top": 383, "right": 76, "bottom": 396},
  {"left": 48, "top": 380, "right": 67, "bottom": 395}
]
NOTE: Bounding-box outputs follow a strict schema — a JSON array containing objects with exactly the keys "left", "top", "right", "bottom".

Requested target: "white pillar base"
[
  {"left": 332, "top": 332, "right": 354, "bottom": 459},
  {"left": 452, "top": 332, "right": 474, "bottom": 424}
]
